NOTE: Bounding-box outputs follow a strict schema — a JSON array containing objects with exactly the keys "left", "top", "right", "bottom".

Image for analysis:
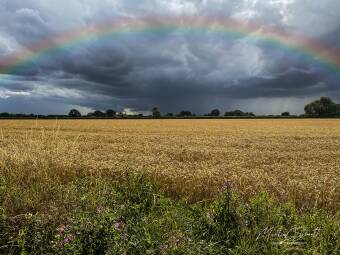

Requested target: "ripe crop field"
[
  {"left": 0, "top": 119, "right": 339, "bottom": 212},
  {"left": 0, "top": 119, "right": 339, "bottom": 254}
]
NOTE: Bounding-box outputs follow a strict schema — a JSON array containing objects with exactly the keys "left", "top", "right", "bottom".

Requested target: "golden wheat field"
[{"left": 0, "top": 119, "right": 339, "bottom": 214}]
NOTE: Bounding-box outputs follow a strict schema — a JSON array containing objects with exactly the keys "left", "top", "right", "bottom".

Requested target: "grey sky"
[{"left": 0, "top": 0, "right": 339, "bottom": 115}]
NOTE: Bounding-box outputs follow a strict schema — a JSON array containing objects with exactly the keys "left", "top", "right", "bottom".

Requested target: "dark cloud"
[{"left": 0, "top": 0, "right": 340, "bottom": 115}]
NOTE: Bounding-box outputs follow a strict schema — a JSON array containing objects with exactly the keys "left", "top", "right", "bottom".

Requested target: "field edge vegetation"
[{"left": 0, "top": 170, "right": 339, "bottom": 254}]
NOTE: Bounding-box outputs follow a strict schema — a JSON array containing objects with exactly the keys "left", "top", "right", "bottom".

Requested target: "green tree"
[
  {"left": 210, "top": 109, "right": 221, "bottom": 116},
  {"left": 304, "top": 103, "right": 314, "bottom": 115},
  {"left": 304, "top": 97, "right": 337, "bottom": 116},
  {"left": 152, "top": 107, "right": 161, "bottom": 118},
  {"left": 179, "top": 110, "right": 192, "bottom": 117},
  {"left": 281, "top": 112, "right": 290, "bottom": 117},
  {"left": 93, "top": 110, "right": 105, "bottom": 117},
  {"left": 68, "top": 109, "right": 81, "bottom": 117},
  {"left": 336, "top": 104, "right": 340, "bottom": 116},
  {"left": 224, "top": 110, "right": 255, "bottom": 117},
  {"left": 106, "top": 109, "right": 116, "bottom": 117}
]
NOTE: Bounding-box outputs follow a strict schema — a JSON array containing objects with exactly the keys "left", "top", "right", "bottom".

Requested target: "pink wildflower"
[
  {"left": 62, "top": 235, "right": 73, "bottom": 245},
  {"left": 114, "top": 220, "right": 125, "bottom": 231},
  {"left": 58, "top": 225, "right": 65, "bottom": 235},
  {"left": 175, "top": 238, "right": 181, "bottom": 246}
]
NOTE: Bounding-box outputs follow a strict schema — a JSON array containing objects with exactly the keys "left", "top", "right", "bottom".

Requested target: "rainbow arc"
[{"left": 0, "top": 16, "right": 339, "bottom": 77}]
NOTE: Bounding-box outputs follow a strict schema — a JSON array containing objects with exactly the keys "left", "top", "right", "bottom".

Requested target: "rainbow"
[{"left": 0, "top": 16, "right": 340, "bottom": 77}]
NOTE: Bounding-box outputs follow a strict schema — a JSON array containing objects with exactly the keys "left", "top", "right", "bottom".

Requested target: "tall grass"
[
  {"left": 0, "top": 127, "right": 83, "bottom": 215},
  {"left": 0, "top": 170, "right": 339, "bottom": 254}
]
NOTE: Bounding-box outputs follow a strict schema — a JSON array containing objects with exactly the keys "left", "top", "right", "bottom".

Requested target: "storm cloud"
[{"left": 0, "top": 0, "right": 339, "bottom": 115}]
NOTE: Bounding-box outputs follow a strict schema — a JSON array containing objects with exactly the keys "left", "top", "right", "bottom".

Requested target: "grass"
[
  {"left": 0, "top": 119, "right": 339, "bottom": 254},
  {"left": 0, "top": 172, "right": 339, "bottom": 254}
]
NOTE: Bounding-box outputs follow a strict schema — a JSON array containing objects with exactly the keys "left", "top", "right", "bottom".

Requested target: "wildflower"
[
  {"left": 222, "top": 180, "right": 233, "bottom": 192},
  {"left": 62, "top": 235, "right": 73, "bottom": 245},
  {"left": 114, "top": 219, "right": 125, "bottom": 231},
  {"left": 175, "top": 238, "right": 180, "bottom": 246},
  {"left": 58, "top": 225, "right": 65, "bottom": 235}
]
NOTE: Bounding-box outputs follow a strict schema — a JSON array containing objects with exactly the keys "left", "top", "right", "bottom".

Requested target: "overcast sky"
[{"left": 0, "top": 0, "right": 339, "bottom": 115}]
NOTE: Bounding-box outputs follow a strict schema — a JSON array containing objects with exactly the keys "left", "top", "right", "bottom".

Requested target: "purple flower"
[
  {"left": 175, "top": 238, "right": 181, "bottom": 246},
  {"left": 114, "top": 220, "right": 125, "bottom": 231},
  {"left": 61, "top": 235, "right": 73, "bottom": 246},
  {"left": 222, "top": 180, "right": 233, "bottom": 192},
  {"left": 58, "top": 225, "right": 65, "bottom": 235}
]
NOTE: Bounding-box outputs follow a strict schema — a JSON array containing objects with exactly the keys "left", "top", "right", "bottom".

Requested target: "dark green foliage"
[
  {"left": 304, "top": 97, "right": 337, "bottom": 117},
  {"left": 210, "top": 109, "right": 221, "bottom": 116},
  {"left": 0, "top": 174, "right": 339, "bottom": 254},
  {"left": 68, "top": 109, "right": 81, "bottom": 117},
  {"left": 92, "top": 110, "right": 105, "bottom": 117},
  {"left": 0, "top": 112, "right": 10, "bottom": 117},
  {"left": 152, "top": 107, "right": 161, "bottom": 118},
  {"left": 281, "top": 112, "right": 290, "bottom": 116},
  {"left": 178, "top": 110, "right": 193, "bottom": 117},
  {"left": 224, "top": 110, "right": 255, "bottom": 117},
  {"left": 105, "top": 109, "right": 116, "bottom": 117},
  {"left": 336, "top": 104, "right": 340, "bottom": 116}
]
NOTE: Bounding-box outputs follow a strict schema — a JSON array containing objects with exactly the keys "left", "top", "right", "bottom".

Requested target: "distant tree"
[
  {"left": 336, "top": 104, "right": 340, "bottom": 116},
  {"left": 68, "top": 109, "right": 81, "bottom": 117},
  {"left": 179, "top": 110, "right": 192, "bottom": 117},
  {"left": 281, "top": 112, "right": 290, "bottom": 117},
  {"left": 152, "top": 107, "right": 161, "bottom": 118},
  {"left": 224, "top": 110, "right": 242, "bottom": 116},
  {"left": 166, "top": 113, "right": 174, "bottom": 117},
  {"left": 224, "top": 110, "right": 255, "bottom": 117},
  {"left": 234, "top": 110, "right": 245, "bottom": 116},
  {"left": 304, "top": 103, "right": 315, "bottom": 115},
  {"left": 210, "top": 109, "right": 220, "bottom": 116},
  {"left": 318, "top": 97, "right": 336, "bottom": 116},
  {"left": 304, "top": 97, "right": 337, "bottom": 116},
  {"left": 0, "top": 112, "right": 10, "bottom": 118},
  {"left": 93, "top": 110, "right": 105, "bottom": 117},
  {"left": 106, "top": 109, "right": 116, "bottom": 117}
]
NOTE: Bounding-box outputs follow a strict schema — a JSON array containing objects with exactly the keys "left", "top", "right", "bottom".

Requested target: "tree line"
[
  {"left": 151, "top": 107, "right": 255, "bottom": 118},
  {"left": 149, "top": 97, "right": 340, "bottom": 118},
  {"left": 0, "top": 97, "right": 339, "bottom": 119}
]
